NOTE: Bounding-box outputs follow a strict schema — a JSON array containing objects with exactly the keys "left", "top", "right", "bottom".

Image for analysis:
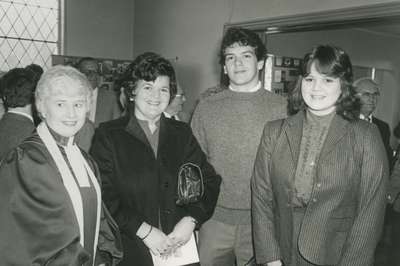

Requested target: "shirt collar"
[
  {"left": 359, "top": 113, "right": 372, "bottom": 122},
  {"left": 229, "top": 81, "right": 261, "bottom": 93},
  {"left": 8, "top": 110, "right": 33, "bottom": 122}
]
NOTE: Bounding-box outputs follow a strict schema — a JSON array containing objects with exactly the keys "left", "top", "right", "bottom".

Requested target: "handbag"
[{"left": 176, "top": 162, "right": 204, "bottom": 205}]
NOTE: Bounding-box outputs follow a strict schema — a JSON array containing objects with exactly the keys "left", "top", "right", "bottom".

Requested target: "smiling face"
[
  {"left": 38, "top": 77, "right": 89, "bottom": 137},
  {"left": 301, "top": 62, "right": 342, "bottom": 116},
  {"left": 354, "top": 79, "right": 380, "bottom": 117},
  {"left": 223, "top": 43, "right": 264, "bottom": 92},
  {"left": 133, "top": 76, "right": 171, "bottom": 122}
]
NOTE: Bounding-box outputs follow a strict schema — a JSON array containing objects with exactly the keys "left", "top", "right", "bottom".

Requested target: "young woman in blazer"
[{"left": 251, "top": 45, "right": 388, "bottom": 266}]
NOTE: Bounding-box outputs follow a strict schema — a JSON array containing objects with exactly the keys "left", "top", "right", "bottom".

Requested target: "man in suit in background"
[
  {"left": 0, "top": 68, "right": 36, "bottom": 161},
  {"left": 77, "top": 57, "right": 122, "bottom": 128},
  {"left": 354, "top": 77, "right": 395, "bottom": 266},
  {"left": 354, "top": 77, "right": 392, "bottom": 165},
  {"left": 164, "top": 83, "right": 189, "bottom": 122}
]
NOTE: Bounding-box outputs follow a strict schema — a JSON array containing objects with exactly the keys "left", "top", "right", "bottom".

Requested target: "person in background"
[
  {"left": 0, "top": 65, "right": 122, "bottom": 265},
  {"left": 25, "top": 63, "right": 44, "bottom": 83},
  {"left": 164, "top": 83, "right": 189, "bottom": 122},
  {"left": 353, "top": 77, "right": 394, "bottom": 265},
  {"left": 252, "top": 45, "right": 388, "bottom": 266},
  {"left": 387, "top": 128, "right": 400, "bottom": 265},
  {"left": 25, "top": 63, "right": 44, "bottom": 125},
  {"left": 76, "top": 58, "right": 121, "bottom": 151},
  {"left": 90, "top": 52, "right": 221, "bottom": 266},
  {"left": 353, "top": 77, "right": 393, "bottom": 167},
  {"left": 77, "top": 57, "right": 122, "bottom": 128},
  {"left": 393, "top": 123, "right": 400, "bottom": 162},
  {"left": 75, "top": 118, "right": 96, "bottom": 152},
  {"left": 191, "top": 27, "right": 287, "bottom": 266},
  {"left": 0, "top": 68, "right": 35, "bottom": 161}
]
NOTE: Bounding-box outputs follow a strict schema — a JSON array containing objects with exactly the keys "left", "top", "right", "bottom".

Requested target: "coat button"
[
  {"left": 164, "top": 181, "right": 169, "bottom": 188},
  {"left": 316, "top": 183, "right": 321, "bottom": 188},
  {"left": 312, "top": 198, "right": 317, "bottom": 203}
]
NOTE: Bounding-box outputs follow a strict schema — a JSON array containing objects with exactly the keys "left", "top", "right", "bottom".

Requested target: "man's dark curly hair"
[
  {"left": 122, "top": 52, "right": 177, "bottom": 112},
  {"left": 1, "top": 68, "right": 35, "bottom": 109},
  {"left": 288, "top": 45, "right": 359, "bottom": 120},
  {"left": 219, "top": 27, "right": 267, "bottom": 66}
]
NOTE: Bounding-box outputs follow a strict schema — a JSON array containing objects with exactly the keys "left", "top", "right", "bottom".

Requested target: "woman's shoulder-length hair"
[
  {"left": 121, "top": 52, "right": 177, "bottom": 113},
  {"left": 288, "top": 44, "right": 359, "bottom": 121}
]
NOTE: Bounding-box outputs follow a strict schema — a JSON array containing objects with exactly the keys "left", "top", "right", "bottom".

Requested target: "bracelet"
[{"left": 141, "top": 225, "right": 152, "bottom": 240}]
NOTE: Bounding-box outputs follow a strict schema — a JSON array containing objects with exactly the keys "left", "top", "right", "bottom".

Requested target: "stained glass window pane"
[{"left": 0, "top": 0, "right": 60, "bottom": 72}]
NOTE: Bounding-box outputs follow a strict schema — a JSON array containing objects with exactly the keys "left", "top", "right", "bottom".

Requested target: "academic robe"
[{"left": 0, "top": 133, "right": 123, "bottom": 265}]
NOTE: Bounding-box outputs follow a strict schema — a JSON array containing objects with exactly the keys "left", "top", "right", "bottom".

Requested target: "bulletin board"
[
  {"left": 51, "top": 54, "right": 133, "bottom": 91},
  {"left": 263, "top": 54, "right": 302, "bottom": 97}
]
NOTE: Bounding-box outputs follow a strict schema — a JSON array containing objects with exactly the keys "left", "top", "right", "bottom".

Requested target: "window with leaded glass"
[{"left": 0, "top": 0, "right": 61, "bottom": 71}]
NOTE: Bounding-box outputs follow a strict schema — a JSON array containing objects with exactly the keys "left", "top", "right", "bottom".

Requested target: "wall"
[
  {"left": 134, "top": 0, "right": 400, "bottom": 114},
  {"left": 64, "top": 0, "right": 135, "bottom": 60},
  {"left": 267, "top": 28, "right": 400, "bottom": 135}
]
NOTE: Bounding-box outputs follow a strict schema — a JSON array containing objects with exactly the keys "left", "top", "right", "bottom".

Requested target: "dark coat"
[
  {"left": 372, "top": 116, "right": 393, "bottom": 166},
  {"left": 0, "top": 133, "right": 123, "bottom": 265},
  {"left": 94, "top": 87, "right": 122, "bottom": 128},
  {"left": 0, "top": 112, "right": 35, "bottom": 161},
  {"left": 252, "top": 112, "right": 388, "bottom": 266},
  {"left": 90, "top": 114, "right": 221, "bottom": 266}
]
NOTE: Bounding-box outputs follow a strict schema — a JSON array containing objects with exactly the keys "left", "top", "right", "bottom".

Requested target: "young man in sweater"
[{"left": 191, "top": 27, "right": 287, "bottom": 266}]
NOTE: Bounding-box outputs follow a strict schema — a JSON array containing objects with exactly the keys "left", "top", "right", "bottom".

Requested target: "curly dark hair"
[
  {"left": 219, "top": 27, "right": 266, "bottom": 66},
  {"left": 1, "top": 68, "right": 35, "bottom": 109},
  {"left": 288, "top": 45, "right": 359, "bottom": 120},
  {"left": 219, "top": 27, "right": 266, "bottom": 86},
  {"left": 25, "top": 63, "right": 44, "bottom": 84},
  {"left": 122, "top": 52, "right": 177, "bottom": 112}
]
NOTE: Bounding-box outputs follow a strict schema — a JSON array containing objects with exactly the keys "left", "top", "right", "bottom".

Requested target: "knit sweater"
[{"left": 191, "top": 88, "right": 287, "bottom": 224}]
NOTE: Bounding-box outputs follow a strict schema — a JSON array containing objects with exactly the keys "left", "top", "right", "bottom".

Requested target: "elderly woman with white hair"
[{"left": 0, "top": 65, "right": 122, "bottom": 265}]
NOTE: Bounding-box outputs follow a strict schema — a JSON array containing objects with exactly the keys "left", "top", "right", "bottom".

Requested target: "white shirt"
[
  {"left": 8, "top": 110, "right": 33, "bottom": 122},
  {"left": 229, "top": 81, "right": 261, "bottom": 93},
  {"left": 359, "top": 113, "right": 373, "bottom": 123},
  {"left": 163, "top": 111, "right": 180, "bottom": 121}
]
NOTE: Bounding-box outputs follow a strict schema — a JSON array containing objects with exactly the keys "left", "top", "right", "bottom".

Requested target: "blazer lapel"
[
  {"left": 125, "top": 115, "right": 152, "bottom": 147},
  {"left": 285, "top": 112, "right": 304, "bottom": 167},
  {"left": 319, "top": 114, "right": 349, "bottom": 160}
]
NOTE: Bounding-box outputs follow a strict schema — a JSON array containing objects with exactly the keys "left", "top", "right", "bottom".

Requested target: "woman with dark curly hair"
[
  {"left": 90, "top": 52, "right": 221, "bottom": 266},
  {"left": 251, "top": 45, "right": 388, "bottom": 266}
]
